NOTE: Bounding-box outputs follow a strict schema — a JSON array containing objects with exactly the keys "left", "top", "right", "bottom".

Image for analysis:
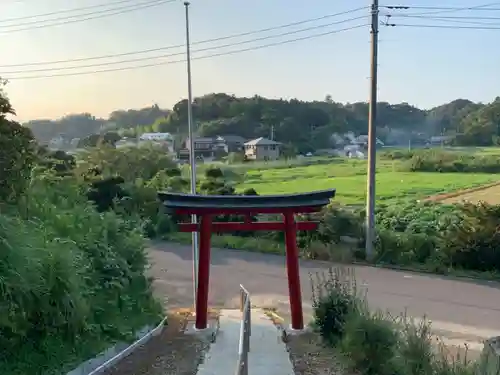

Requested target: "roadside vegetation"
[
  {"left": 0, "top": 84, "right": 162, "bottom": 375},
  {"left": 311, "top": 267, "right": 492, "bottom": 375}
]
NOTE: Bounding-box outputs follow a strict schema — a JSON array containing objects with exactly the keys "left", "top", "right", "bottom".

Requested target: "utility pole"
[
  {"left": 365, "top": 0, "right": 379, "bottom": 259},
  {"left": 270, "top": 125, "right": 274, "bottom": 141},
  {"left": 184, "top": 1, "right": 199, "bottom": 308}
]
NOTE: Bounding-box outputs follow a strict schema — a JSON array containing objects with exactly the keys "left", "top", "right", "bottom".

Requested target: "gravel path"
[{"left": 102, "top": 314, "right": 210, "bottom": 375}]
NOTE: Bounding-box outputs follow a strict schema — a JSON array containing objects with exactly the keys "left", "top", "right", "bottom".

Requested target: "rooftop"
[{"left": 244, "top": 137, "right": 280, "bottom": 146}]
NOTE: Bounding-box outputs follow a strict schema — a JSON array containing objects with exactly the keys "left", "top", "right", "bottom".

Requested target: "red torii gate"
[{"left": 158, "top": 189, "right": 336, "bottom": 330}]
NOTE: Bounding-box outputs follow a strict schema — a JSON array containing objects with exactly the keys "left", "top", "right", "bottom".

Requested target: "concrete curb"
[{"left": 66, "top": 316, "right": 168, "bottom": 375}]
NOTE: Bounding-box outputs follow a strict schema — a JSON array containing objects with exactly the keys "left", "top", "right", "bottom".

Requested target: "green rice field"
[{"left": 232, "top": 157, "right": 500, "bottom": 205}]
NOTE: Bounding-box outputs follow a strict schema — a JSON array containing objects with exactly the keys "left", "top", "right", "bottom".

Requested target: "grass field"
[{"left": 231, "top": 157, "right": 500, "bottom": 205}]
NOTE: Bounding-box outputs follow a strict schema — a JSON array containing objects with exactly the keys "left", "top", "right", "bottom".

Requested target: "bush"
[
  {"left": 310, "top": 267, "right": 359, "bottom": 345},
  {"left": 2, "top": 171, "right": 162, "bottom": 374},
  {"left": 76, "top": 146, "right": 177, "bottom": 182},
  {"left": 340, "top": 310, "right": 400, "bottom": 375},
  {"left": 317, "top": 204, "right": 364, "bottom": 244},
  {"left": 396, "top": 149, "right": 500, "bottom": 173},
  {"left": 396, "top": 316, "right": 435, "bottom": 375},
  {"left": 439, "top": 202, "right": 500, "bottom": 272},
  {"left": 311, "top": 266, "right": 486, "bottom": 375}
]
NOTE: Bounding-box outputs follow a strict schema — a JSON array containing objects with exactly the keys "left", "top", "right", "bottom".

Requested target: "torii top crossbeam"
[{"left": 158, "top": 189, "right": 336, "bottom": 215}]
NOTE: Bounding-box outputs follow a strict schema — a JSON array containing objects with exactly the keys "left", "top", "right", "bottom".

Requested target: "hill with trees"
[{"left": 23, "top": 93, "right": 500, "bottom": 151}]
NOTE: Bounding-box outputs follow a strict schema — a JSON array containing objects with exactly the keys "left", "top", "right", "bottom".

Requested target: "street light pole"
[{"left": 184, "top": 1, "right": 199, "bottom": 308}]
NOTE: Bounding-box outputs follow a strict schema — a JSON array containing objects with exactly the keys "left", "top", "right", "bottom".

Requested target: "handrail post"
[{"left": 236, "top": 285, "right": 251, "bottom": 375}]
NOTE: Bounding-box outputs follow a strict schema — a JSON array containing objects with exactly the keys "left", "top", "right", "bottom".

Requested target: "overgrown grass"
[
  {"left": 311, "top": 267, "right": 490, "bottom": 375},
  {"left": 0, "top": 171, "right": 163, "bottom": 375}
]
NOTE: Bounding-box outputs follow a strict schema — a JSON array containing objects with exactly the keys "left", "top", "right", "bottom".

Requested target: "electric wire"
[
  {"left": 0, "top": 6, "right": 368, "bottom": 67},
  {"left": 383, "top": 22, "right": 500, "bottom": 29},
  {"left": 3, "top": 23, "right": 368, "bottom": 80},
  {"left": 1, "top": 15, "right": 368, "bottom": 74},
  {"left": 381, "top": 2, "right": 500, "bottom": 16},
  {"left": 0, "top": 0, "right": 149, "bottom": 24},
  {"left": 0, "top": 0, "right": 175, "bottom": 33},
  {"left": 383, "top": 14, "right": 500, "bottom": 26}
]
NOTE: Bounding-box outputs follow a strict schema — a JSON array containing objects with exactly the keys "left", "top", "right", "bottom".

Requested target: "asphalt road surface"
[{"left": 148, "top": 241, "right": 500, "bottom": 347}]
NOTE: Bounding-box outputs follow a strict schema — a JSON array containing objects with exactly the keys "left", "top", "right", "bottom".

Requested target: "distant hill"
[{"left": 23, "top": 93, "right": 500, "bottom": 150}]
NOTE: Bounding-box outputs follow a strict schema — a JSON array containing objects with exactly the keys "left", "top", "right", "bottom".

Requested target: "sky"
[{"left": 2, "top": 0, "right": 499, "bottom": 122}]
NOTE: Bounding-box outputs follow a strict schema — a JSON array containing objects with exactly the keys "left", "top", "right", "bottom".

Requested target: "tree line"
[{"left": 24, "top": 93, "right": 500, "bottom": 151}]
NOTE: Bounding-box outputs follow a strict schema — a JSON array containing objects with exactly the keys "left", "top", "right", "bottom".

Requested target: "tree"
[
  {"left": 78, "top": 131, "right": 121, "bottom": 148},
  {"left": 21, "top": 91, "right": 500, "bottom": 151},
  {"left": 76, "top": 146, "right": 176, "bottom": 182},
  {"left": 453, "top": 98, "right": 500, "bottom": 146},
  {"left": 0, "top": 80, "right": 37, "bottom": 202}
]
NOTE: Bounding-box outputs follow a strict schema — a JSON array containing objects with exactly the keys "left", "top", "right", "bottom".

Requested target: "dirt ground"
[
  {"left": 426, "top": 181, "right": 500, "bottom": 204},
  {"left": 286, "top": 332, "right": 346, "bottom": 375},
  {"left": 437, "top": 183, "right": 500, "bottom": 205},
  {"left": 265, "top": 310, "right": 346, "bottom": 375},
  {"left": 102, "top": 313, "right": 211, "bottom": 375}
]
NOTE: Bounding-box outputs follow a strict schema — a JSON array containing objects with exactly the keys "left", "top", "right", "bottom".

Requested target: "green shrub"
[
  {"left": 380, "top": 150, "right": 415, "bottom": 160},
  {"left": 2, "top": 171, "right": 162, "bottom": 374},
  {"left": 375, "top": 230, "right": 437, "bottom": 266},
  {"left": 439, "top": 202, "right": 500, "bottom": 272},
  {"left": 76, "top": 146, "right": 176, "bottom": 182},
  {"left": 395, "top": 316, "right": 435, "bottom": 375},
  {"left": 340, "top": 310, "right": 399, "bottom": 375},
  {"left": 310, "top": 267, "right": 359, "bottom": 345},
  {"left": 396, "top": 149, "right": 500, "bottom": 173},
  {"left": 317, "top": 204, "right": 364, "bottom": 244}
]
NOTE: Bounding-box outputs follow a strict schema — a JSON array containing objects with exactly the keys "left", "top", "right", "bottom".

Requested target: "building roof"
[
  {"left": 244, "top": 137, "right": 280, "bottom": 146},
  {"left": 216, "top": 135, "right": 246, "bottom": 143},
  {"left": 186, "top": 137, "right": 214, "bottom": 143},
  {"left": 140, "top": 132, "right": 173, "bottom": 141}
]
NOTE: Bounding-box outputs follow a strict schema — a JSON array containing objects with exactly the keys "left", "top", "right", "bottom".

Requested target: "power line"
[
  {"left": 383, "top": 14, "right": 500, "bottom": 26},
  {"left": 1, "top": 16, "right": 367, "bottom": 74},
  {"left": 381, "top": 2, "right": 500, "bottom": 16},
  {"left": 382, "top": 3, "right": 500, "bottom": 10},
  {"left": 0, "top": 0, "right": 175, "bottom": 34},
  {"left": 3, "top": 23, "right": 367, "bottom": 80},
  {"left": 390, "top": 14, "right": 500, "bottom": 20},
  {"left": 0, "top": 6, "right": 368, "bottom": 67},
  {"left": 0, "top": 0, "right": 144, "bottom": 24},
  {"left": 383, "top": 22, "right": 500, "bottom": 29}
]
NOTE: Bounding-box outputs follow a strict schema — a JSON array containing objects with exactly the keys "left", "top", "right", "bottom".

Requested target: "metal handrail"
[{"left": 236, "top": 284, "right": 251, "bottom": 375}]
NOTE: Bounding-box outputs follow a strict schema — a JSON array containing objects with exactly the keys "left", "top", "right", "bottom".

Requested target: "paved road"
[{"left": 148, "top": 241, "right": 500, "bottom": 346}]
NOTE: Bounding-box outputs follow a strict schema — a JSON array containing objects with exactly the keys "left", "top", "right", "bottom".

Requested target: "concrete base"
[
  {"left": 480, "top": 337, "right": 500, "bottom": 375},
  {"left": 184, "top": 319, "right": 220, "bottom": 343},
  {"left": 286, "top": 325, "right": 312, "bottom": 335}
]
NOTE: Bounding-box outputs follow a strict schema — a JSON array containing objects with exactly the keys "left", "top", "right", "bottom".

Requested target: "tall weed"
[{"left": 1, "top": 170, "right": 162, "bottom": 374}]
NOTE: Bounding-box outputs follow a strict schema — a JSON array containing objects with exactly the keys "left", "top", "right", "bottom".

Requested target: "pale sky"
[{"left": 2, "top": 0, "right": 499, "bottom": 122}]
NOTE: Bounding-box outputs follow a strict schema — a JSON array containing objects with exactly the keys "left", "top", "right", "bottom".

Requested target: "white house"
[{"left": 244, "top": 137, "right": 281, "bottom": 161}]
